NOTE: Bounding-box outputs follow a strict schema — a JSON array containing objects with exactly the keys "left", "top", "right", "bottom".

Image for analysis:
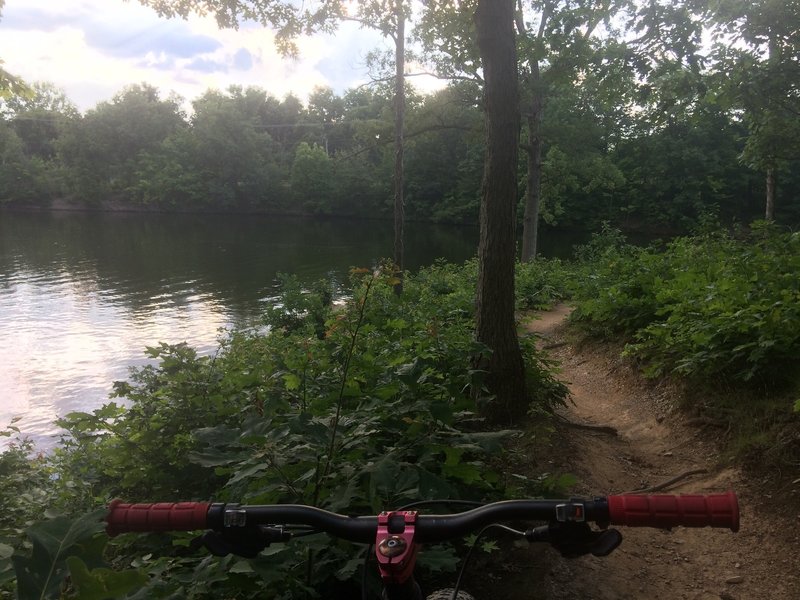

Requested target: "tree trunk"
[
  {"left": 520, "top": 78, "right": 543, "bottom": 262},
  {"left": 473, "top": 0, "right": 528, "bottom": 424},
  {"left": 516, "top": 3, "right": 548, "bottom": 262},
  {"left": 393, "top": 1, "right": 405, "bottom": 295},
  {"left": 765, "top": 167, "right": 775, "bottom": 221}
]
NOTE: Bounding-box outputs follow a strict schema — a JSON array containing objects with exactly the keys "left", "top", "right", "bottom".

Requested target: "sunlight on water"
[
  {"left": 0, "top": 264, "right": 229, "bottom": 449},
  {"left": 0, "top": 212, "right": 478, "bottom": 450}
]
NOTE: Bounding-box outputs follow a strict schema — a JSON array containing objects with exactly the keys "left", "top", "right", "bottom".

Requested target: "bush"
[
  {"left": 515, "top": 258, "right": 574, "bottom": 311},
  {"left": 627, "top": 228, "right": 800, "bottom": 384},
  {"left": 569, "top": 226, "right": 668, "bottom": 337},
  {"left": 571, "top": 224, "right": 800, "bottom": 387},
  {"left": 4, "top": 260, "right": 568, "bottom": 599}
]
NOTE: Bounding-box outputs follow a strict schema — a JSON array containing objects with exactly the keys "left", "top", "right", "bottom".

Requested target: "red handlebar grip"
[
  {"left": 608, "top": 491, "right": 739, "bottom": 532},
  {"left": 106, "top": 499, "right": 210, "bottom": 536}
]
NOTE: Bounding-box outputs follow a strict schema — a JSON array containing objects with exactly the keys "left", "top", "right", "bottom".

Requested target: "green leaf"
[
  {"left": 0, "top": 543, "right": 13, "bottom": 559},
  {"left": 442, "top": 447, "right": 464, "bottom": 467},
  {"left": 13, "top": 509, "right": 106, "bottom": 600},
  {"left": 230, "top": 560, "right": 254, "bottom": 574},
  {"left": 442, "top": 462, "right": 482, "bottom": 484},
  {"left": 416, "top": 469, "right": 455, "bottom": 499},
  {"left": 429, "top": 401, "right": 454, "bottom": 424},
  {"left": 188, "top": 448, "right": 242, "bottom": 467},
  {"left": 283, "top": 373, "right": 301, "bottom": 390},
  {"left": 335, "top": 557, "right": 362, "bottom": 581},
  {"left": 374, "top": 384, "right": 400, "bottom": 401},
  {"left": 342, "top": 379, "right": 362, "bottom": 397},
  {"left": 66, "top": 556, "right": 148, "bottom": 600},
  {"left": 227, "top": 461, "right": 270, "bottom": 485},
  {"left": 415, "top": 545, "right": 458, "bottom": 573}
]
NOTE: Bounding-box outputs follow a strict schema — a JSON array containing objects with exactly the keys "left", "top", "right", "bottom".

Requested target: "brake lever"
[
  {"left": 193, "top": 525, "right": 293, "bottom": 558},
  {"left": 524, "top": 522, "right": 623, "bottom": 558}
]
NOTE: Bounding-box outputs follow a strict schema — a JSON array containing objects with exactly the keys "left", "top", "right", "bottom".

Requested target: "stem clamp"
[{"left": 375, "top": 511, "right": 419, "bottom": 584}]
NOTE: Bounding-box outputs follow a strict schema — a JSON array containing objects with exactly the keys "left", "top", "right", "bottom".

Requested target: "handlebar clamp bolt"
[{"left": 378, "top": 536, "right": 407, "bottom": 558}]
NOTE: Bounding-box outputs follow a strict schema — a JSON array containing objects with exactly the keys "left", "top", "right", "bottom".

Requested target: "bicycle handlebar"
[{"left": 106, "top": 491, "right": 739, "bottom": 540}]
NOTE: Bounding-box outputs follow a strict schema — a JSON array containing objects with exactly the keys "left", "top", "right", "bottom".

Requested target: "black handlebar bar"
[{"left": 107, "top": 492, "right": 740, "bottom": 540}]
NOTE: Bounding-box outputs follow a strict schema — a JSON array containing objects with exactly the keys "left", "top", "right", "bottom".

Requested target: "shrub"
[
  {"left": 570, "top": 224, "right": 800, "bottom": 387},
  {"left": 6, "top": 260, "right": 568, "bottom": 599}
]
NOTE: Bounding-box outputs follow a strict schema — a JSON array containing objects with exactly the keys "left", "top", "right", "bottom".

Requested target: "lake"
[{"left": 0, "top": 211, "right": 582, "bottom": 449}]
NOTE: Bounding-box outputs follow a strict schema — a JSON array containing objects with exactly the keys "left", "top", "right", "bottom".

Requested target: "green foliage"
[
  {"left": 515, "top": 258, "right": 574, "bottom": 311},
  {"left": 0, "top": 121, "right": 59, "bottom": 204},
  {"left": 0, "top": 429, "right": 55, "bottom": 593},
  {"left": 55, "top": 342, "right": 241, "bottom": 501},
  {"left": 1, "top": 66, "right": 797, "bottom": 228},
  {"left": 4, "top": 259, "right": 568, "bottom": 598},
  {"left": 12, "top": 509, "right": 106, "bottom": 600},
  {"left": 571, "top": 225, "right": 800, "bottom": 387},
  {"left": 66, "top": 556, "right": 148, "bottom": 600},
  {"left": 569, "top": 225, "right": 666, "bottom": 337},
  {"left": 627, "top": 228, "right": 800, "bottom": 384},
  {"left": 291, "top": 142, "right": 333, "bottom": 213},
  {"left": 708, "top": 0, "right": 800, "bottom": 206}
]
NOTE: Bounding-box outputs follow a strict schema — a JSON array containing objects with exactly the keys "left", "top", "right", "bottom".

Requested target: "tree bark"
[
  {"left": 473, "top": 0, "right": 528, "bottom": 424},
  {"left": 765, "top": 166, "right": 775, "bottom": 221},
  {"left": 393, "top": 0, "right": 405, "bottom": 295},
  {"left": 516, "top": 4, "right": 547, "bottom": 263},
  {"left": 520, "top": 80, "right": 543, "bottom": 262}
]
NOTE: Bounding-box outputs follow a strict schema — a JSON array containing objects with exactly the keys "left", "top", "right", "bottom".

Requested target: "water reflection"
[{"left": 0, "top": 212, "right": 478, "bottom": 448}]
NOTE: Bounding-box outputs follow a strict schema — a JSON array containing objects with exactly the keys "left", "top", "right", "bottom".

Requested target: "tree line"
[
  {"left": 1, "top": 71, "right": 797, "bottom": 230},
  {"left": 0, "top": 1, "right": 798, "bottom": 236}
]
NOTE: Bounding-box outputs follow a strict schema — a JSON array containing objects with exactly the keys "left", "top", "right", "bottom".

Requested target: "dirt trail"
[{"left": 510, "top": 305, "right": 799, "bottom": 600}]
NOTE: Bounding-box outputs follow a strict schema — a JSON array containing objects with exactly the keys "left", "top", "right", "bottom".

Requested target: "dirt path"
[{"left": 502, "top": 306, "right": 800, "bottom": 599}]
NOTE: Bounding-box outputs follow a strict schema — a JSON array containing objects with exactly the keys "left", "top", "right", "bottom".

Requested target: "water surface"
[{"left": 0, "top": 212, "right": 478, "bottom": 447}]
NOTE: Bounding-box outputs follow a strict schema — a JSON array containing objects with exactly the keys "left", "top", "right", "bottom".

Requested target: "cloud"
[
  {"left": 83, "top": 21, "right": 222, "bottom": 60},
  {"left": 0, "top": 0, "right": 433, "bottom": 112},
  {"left": 0, "top": 5, "right": 76, "bottom": 32},
  {"left": 233, "top": 48, "right": 254, "bottom": 71},
  {"left": 2, "top": 0, "right": 220, "bottom": 63},
  {"left": 185, "top": 56, "right": 228, "bottom": 74}
]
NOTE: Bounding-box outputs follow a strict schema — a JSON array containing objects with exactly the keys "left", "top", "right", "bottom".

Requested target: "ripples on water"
[
  {"left": 1, "top": 261, "right": 230, "bottom": 449},
  {"left": 0, "top": 212, "right": 479, "bottom": 450}
]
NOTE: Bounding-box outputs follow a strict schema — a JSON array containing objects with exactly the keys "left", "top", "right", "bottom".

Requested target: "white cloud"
[{"left": 0, "top": 0, "right": 391, "bottom": 112}]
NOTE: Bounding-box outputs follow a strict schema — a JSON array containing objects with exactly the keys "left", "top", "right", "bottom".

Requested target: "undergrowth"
[
  {"left": 9, "top": 221, "right": 798, "bottom": 598},
  {"left": 570, "top": 222, "right": 800, "bottom": 469},
  {"left": 0, "top": 260, "right": 569, "bottom": 599}
]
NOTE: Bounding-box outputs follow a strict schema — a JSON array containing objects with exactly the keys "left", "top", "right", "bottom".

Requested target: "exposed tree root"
[
  {"left": 556, "top": 415, "right": 618, "bottom": 436},
  {"left": 627, "top": 468, "right": 709, "bottom": 493}
]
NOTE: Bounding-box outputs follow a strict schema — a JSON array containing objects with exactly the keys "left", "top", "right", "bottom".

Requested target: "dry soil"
[{"left": 468, "top": 305, "right": 799, "bottom": 600}]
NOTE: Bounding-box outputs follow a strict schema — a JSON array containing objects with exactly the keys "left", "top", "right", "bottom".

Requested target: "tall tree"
[
  {"left": 188, "top": 86, "right": 283, "bottom": 208},
  {"left": 3, "top": 82, "right": 79, "bottom": 161},
  {"left": 392, "top": 0, "right": 406, "bottom": 292},
  {"left": 515, "top": 0, "right": 634, "bottom": 260},
  {"left": 57, "top": 84, "right": 185, "bottom": 202},
  {"left": 136, "top": 0, "right": 412, "bottom": 288},
  {"left": 707, "top": 0, "right": 800, "bottom": 221},
  {"left": 419, "top": 1, "right": 637, "bottom": 257},
  {"left": 306, "top": 86, "right": 345, "bottom": 155},
  {"left": 473, "top": 0, "right": 528, "bottom": 422}
]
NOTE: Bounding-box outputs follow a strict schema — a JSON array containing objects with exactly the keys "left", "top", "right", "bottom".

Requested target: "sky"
[{"left": 0, "top": 0, "right": 415, "bottom": 112}]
